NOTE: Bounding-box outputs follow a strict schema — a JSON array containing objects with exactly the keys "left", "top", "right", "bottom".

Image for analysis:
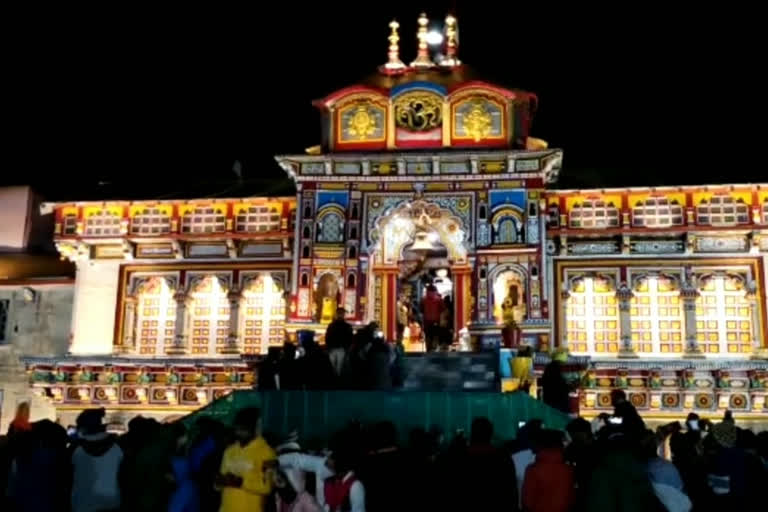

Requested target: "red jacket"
[
  {"left": 522, "top": 448, "right": 574, "bottom": 512},
  {"left": 422, "top": 291, "right": 444, "bottom": 324}
]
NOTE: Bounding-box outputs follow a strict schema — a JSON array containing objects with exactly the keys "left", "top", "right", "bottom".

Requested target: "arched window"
[
  {"left": 496, "top": 218, "right": 518, "bottom": 244},
  {"left": 351, "top": 204, "right": 359, "bottom": 220},
  {"left": 241, "top": 274, "right": 286, "bottom": 354},
  {"left": 630, "top": 276, "right": 683, "bottom": 354},
  {"left": 62, "top": 214, "right": 78, "bottom": 235},
  {"left": 235, "top": 206, "right": 280, "bottom": 233},
  {"left": 301, "top": 273, "right": 309, "bottom": 287},
  {"left": 631, "top": 197, "right": 684, "bottom": 227},
  {"left": 131, "top": 208, "right": 172, "bottom": 235},
  {"left": 762, "top": 198, "right": 768, "bottom": 223},
  {"left": 181, "top": 207, "right": 226, "bottom": 234},
  {"left": 134, "top": 277, "right": 176, "bottom": 355},
  {"left": 304, "top": 205, "right": 312, "bottom": 218},
  {"left": 84, "top": 209, "right": 122, "bottom": 236},
  {"left": 347, "top": 273, "right": 356, "bottom": 288},
  {"left": 350, "top": 226, "right": 358, "bottom": 239},
  {"left": 348, "top": 246, "right": 357, "bottom": 259},
  {"left": 569, "top": 200, "right": 620, "bottom": 228},
  {"left": 188, "top": 276, "right": 230, "bottom": 355},
  {"left": 317, "top": 212, "right": 344, "bottom": 242},
  {"left": 302, "top": 245, "right": 311, "bottom": 258},
  {"left": 478, "top": 205, "right": 487, "bottom": 220},
  {"left": 695, "top": 275, "right": 753, "bottom": 354},
  {"left": 696, "top": 195, "right": 749, "bottom": 226},
  {"left": 566, "top": 276, "right": 619, "bottom": 354},
  {"left": 302, "top": 225, "right": 311, "bottom": 239}
]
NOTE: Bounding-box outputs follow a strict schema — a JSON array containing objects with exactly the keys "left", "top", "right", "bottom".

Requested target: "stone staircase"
[{"left": 401, "top": 351, "right": 500, "bottom": 392}]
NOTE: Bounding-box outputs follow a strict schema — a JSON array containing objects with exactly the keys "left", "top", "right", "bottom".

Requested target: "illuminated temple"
[{"left": 21, "top": 14, "right": 768, "bottom": 426}]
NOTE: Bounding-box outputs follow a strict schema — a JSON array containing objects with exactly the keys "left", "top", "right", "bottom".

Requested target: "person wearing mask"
[
  {"left": 325, "top": 307, "right": 353, "bottom": 378},
  {"left": 421, "top": 284, "right": 444, "bottom": 352},
  {"left": 217, "top": 407, "right": 277, "bottom": 512},
  {"left": 522, "top": 429, "right": 574, "bottom": 512},
  {"left": 70, "top": 408, "right": 123, "bottom": 512}
]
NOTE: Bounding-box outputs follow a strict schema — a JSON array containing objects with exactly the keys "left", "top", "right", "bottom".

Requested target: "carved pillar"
[
  {"left": 120, "top": 295, "right": 137, "bottom": 353},
  {"left": 681, "top": 286, "right": 703, "bottom": 358},
  {"left": 223, "top": 286, "right": 241, "bottom": 355},
  {"left": 616, "top": 284, "right": 637, "bottom": 358},
  {"left": 746, "top": 286, "right": 766, "bottom": 359},
  {"left": 560, "top": 287, "right": 570, "bottom": 351},
  {"left": 168, "top": 290, "right": 188, "bottom": 355}
]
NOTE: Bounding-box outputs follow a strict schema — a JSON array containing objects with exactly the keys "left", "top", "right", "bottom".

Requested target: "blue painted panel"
[
  {"left": 391, "top": 81, "right": 447, "bottom": 97},
  {"left": 489, "top": 189, "right": 526, "bottom": 210},
  {"left": 316, "top": 191, "right": 349, "bottom": 209}
]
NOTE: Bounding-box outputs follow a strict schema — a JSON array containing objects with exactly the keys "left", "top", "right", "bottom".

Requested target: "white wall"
[
  {"left": 0, "top": 187, "right": 32, "bottom": 251},
  {"left": 69, "top": 260, "right": 122, "bottom": 355}
]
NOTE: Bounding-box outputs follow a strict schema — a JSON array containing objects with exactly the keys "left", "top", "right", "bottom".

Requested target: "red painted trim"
[
  {"left": 450, "top": 139, "right": 508, "bottom": 149},
  {"left": 447, "top": 81, "right": 520, "bottom": 99},
  {"left": 395, "top": 138, "right": 442, "bottom": 149},
  {"left": 314, "top": 86, "right": 389, "bottom": 109},
  {"left": 387, "top": 273, "right": 397, "bottom": 341}
]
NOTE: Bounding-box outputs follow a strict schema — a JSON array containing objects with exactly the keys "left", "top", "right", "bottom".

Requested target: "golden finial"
[
  {"left": 384, "top": 19, "right": 406, "bottom": 72},
  {"left": 410, "top": 12, "right": 434, "bottom": 68},
  {"left": 439, "top": 14, "right": 461, "bottom": 67}
]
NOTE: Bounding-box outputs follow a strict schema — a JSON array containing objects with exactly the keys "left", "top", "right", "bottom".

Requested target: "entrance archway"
[{"left": 368, "top": 200, "right": 470, "bottom": 344}]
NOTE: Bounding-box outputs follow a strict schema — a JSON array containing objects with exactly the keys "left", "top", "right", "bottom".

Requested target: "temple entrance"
[
  {"left": 368, "top": 199, "right": 469, "bottom": 347},
  {"left": 398, "top": 231, "right": 454, "bottom": 351}
]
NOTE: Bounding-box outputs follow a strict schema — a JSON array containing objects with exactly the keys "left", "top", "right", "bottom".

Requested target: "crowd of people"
[
  {"left": 258, "top": 309, "right": 404, "bottom": 392},
  {"left": 1, "top": 390, "right": 767, "bottom": 512}
]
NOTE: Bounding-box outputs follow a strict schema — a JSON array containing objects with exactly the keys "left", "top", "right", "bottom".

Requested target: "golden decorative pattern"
[
  {"left": 462, "top": 100, "right": 493, "bottom": 141},
  {"left": 394, "top": 92, "right": 442, "bottom": 131},
  {"left": 347, "top": 105, "right": 377, "bottom": 139}
]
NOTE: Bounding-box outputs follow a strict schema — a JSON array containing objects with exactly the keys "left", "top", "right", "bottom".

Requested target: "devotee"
[
  {"left": 6, "top": 402, "right": 31, "bottom": 437},
  {"left": 217, "top": 407, "right": 277, "bottom": 512},
  {"left": 522, "top": 429, "right": 574, "bottom": 512},
  {"left": 70, "top": 408, "right": 123, "bottom": 512},
  {"left": 421, "top": 284, "right": 444, "bottom": 351},
  {"left": 325, "top": 307, "right": 353, "bottom": 377}
]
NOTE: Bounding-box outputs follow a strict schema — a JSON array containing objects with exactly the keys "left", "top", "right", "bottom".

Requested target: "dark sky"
[{"left": 3, "top": 2, "right": 765, "bottom": 201}]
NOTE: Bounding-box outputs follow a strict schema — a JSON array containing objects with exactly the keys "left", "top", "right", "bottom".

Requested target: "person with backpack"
[{"left": 70, "top": 408, "right": 123, "bottom": 512}]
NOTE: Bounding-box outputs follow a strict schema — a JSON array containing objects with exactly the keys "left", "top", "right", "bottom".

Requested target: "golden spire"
[
  {"left": 439, "top": 14, "right": 461, "bottom": 67},
  {"left": 410, "top": 12, "right": 434, "bottom": 68},
  {"left": 384, "top": 20, "right": 406, "bottom": 72}
]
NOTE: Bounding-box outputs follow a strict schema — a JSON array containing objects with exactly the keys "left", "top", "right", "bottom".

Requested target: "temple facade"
[{"left": 22, "top": 14, "right": 768, "bottom": 425}]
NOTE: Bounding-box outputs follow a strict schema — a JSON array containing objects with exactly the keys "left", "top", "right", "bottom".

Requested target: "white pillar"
[
  {"left": 119, "top": 295, "right": 137, "bottom": 353},
  {"left": 69, "top": 260, "right": 121, "bottom": 355},
  {"left": 616, "top": 284, "right": 637, "bottom": 358},
  {"left": 168, "top": 291, "right": 188, "bottom": 355},
  {"left": 223, "top": 286, "right": 241, "bottom": 354},
  {"left": 681, "top": 287, "right": 703, "bottom": 358}
]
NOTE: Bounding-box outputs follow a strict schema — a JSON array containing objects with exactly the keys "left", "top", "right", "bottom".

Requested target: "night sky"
[{"left": 3, "top": 2, "right": 765, "bottom": 201}]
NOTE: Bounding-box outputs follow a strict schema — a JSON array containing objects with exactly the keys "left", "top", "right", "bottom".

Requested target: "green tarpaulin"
[{"left": 183, "top": 391, "right": 570, "bottom": 443}]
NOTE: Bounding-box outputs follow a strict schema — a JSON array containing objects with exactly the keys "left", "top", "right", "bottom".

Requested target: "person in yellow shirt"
[{"left": 217, "top": 407, "right": 277, "bottom": 512}]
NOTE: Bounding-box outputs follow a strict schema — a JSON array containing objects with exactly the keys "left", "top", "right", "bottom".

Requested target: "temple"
[{"left": 19, "top": 13, "right": 768, "bottom": 427}]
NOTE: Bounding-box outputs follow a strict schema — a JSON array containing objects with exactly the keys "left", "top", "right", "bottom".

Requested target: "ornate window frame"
[
  {"left": 569, "top": 199, "right": 620, "bottom": 229},
  {"left": 131, "top": 207, "right": 172, "bottom": 235},
  {"left": 695, "top": 194, "right": 749, "bottom": 226},
  {"left": 631, "top": 197, "right": 684, "bottom": 228}
]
